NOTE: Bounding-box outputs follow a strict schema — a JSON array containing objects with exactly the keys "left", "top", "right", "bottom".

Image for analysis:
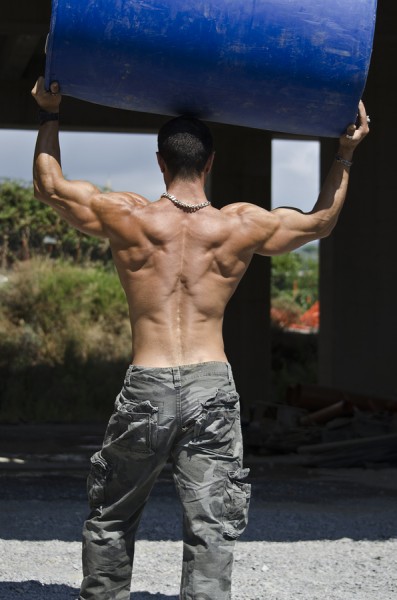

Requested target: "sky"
[{"left": 0, "top": 129, "right": 319, "bottom": 212}]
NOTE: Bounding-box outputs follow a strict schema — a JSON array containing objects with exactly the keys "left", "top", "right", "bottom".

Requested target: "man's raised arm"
[
  {"left": 31, "top": 77, "right": 108, "bottom": 238},
  {"left": 245, "top": 101, "right": 370, "bottom": 256}
]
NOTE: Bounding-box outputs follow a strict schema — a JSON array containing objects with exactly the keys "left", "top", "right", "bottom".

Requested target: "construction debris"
[
  {"left": 297, "top": 432, "right": 397, "bottom": 468},
  {"left": 287, "top": 383, "right": 397, "bottom": 414},
  {"left": 256, "top": 384, "right": 397, "bottom": 467}
]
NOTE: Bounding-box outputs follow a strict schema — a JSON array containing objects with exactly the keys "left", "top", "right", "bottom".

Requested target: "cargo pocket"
[
  {"left": 104, "top": 397, "right": 159, "bottom": 456},
  {"left": 87, "top": 452, "right": 111, "bottom": 509},
  {"left": 221, "top": 467, "right": 251, "bottom": 539},
  {"left": 189, "top": 390, "right": 240, "bottom": 456},
  {"left": 112, "top": 413, "right": 155, "bottom": 454}
]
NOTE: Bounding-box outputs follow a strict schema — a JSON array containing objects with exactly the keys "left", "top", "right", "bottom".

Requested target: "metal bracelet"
[{"left": 335, "top": 154, "right": 353, "bottom": 168}]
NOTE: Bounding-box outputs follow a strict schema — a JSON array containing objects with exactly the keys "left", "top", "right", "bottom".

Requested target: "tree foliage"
[
  {"left": 271, "top": 248, "right": 318, "bottom": 311},
  {"left": 0, "top": 179, "right": 110, "bottom": 266}
]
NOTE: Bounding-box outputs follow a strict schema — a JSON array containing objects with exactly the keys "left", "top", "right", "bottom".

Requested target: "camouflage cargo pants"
[{"left": 80, "top": 361, "right": 251, "bottom": 600}]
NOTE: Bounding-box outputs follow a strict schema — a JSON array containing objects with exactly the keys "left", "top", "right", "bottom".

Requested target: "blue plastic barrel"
[{"left": 45, "top": 0, "right": 377, "bottom": 137}]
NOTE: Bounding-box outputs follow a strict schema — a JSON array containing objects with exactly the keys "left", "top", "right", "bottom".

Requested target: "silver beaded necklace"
[{"left": 161, "top": 192, "right": 211, "bottom": 212}]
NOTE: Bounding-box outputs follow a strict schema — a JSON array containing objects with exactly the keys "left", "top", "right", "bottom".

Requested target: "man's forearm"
[
  {"left": 308, "top": 101, "right": 369, "bottom": 238},
  {"left": 31, "top": 77, "right": 63, "bottom": 202},
  {"left": 33, "top": 118, "right": 64, "bottom": 201},
  {"left": 309, "top": 144, "right": 353, "bottom": 238}
]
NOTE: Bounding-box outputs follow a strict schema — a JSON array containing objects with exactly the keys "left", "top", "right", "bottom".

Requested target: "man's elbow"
[
  {"left": 33, "top": 174, "right": 56, "bottom": 204},
  {"left": 314, "top": 216, "right": 338, "bottom": 240},
  {"left": 33, "top": 182, "right": 49, "bottom": 203},
  {"left": 33, "top": 181, "right": 43, "bottom": 200},
  {"left": 316, "top": 226, "right": 332, "bottom": 240}
]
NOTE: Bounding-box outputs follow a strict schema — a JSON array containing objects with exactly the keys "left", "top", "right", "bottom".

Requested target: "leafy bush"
[
  {"left": 0, "top": 258, "right": 131, "bottom": 422},
  {"left": 271, "top": 249, "right": 318, "bottom": 311},
  {"left": 270, "top": 294, "right": 304, "bottom": 329}
]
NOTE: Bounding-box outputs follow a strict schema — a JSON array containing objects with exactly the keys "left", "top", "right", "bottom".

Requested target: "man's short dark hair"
[{"left": 157, "top": 116, "right": 214, "bottom": 180}]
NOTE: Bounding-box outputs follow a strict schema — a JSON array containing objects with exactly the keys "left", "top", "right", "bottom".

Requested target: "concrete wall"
[
  {"left": 319, "top": 4, "right": 397, "bottom": 398},
  {"left": 209, "top": 125, "right": 272, "bottom": 419}
]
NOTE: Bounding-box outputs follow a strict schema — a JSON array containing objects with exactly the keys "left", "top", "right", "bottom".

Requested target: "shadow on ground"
[
  {"left": 0, "top": 581, "right": 178, "bottom": 599},
  {"left": 1, "top": 473, "right": 397, "bottom": 543},
  {"left": 0, "top": 582, "right": 79, "bottom": 599}
]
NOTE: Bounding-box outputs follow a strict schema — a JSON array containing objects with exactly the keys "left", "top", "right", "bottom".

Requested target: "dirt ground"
[{"left": 0, "top": 464, "right": 396, "bottom": 600}]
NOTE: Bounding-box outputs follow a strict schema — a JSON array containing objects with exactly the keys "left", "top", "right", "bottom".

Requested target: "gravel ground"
[{"left": 0, "top": 467, "right": 396, "bottom": 599}]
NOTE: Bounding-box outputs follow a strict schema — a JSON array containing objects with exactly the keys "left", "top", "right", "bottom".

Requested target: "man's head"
[{"left": 157, "top": 116, "right": 214, "bottom": 181}]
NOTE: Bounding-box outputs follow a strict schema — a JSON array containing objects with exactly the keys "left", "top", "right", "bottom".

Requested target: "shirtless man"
[{"left": 32, "top": 76, "right": 369, "bottom": 600}]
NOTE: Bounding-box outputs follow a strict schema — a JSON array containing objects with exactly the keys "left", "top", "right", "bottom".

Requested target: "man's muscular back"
[{"left": 109, "top": 195, "right": 268, "bottom": 367}]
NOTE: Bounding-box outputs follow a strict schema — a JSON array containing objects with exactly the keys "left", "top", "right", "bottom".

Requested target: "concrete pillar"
[
  {"left": 319, "top": 10, "right": 397, "bottom": 398},
  {"left": 208, "top": 124, "right": 272, "bottom": 420}
]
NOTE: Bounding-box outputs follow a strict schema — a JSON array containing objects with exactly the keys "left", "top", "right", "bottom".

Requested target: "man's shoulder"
[
  {"left": 110, "top": 191, "right": 150, "bottom": 207},
  {"left": 219, "top": 202, "right": 278, "bottom": 243},
  {"left": 95, "top": 191, "right": 150, "bottom": 217},
  {"left": 220, "top": 201, "right": 250, "bottom": 214},
  {"left": 220, "top": 201, "right": 271, "bottom": 221}
]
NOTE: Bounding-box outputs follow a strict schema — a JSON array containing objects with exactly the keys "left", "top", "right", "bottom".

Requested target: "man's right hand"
[
  {"left": 338, "top": 100, "right": 370, "bottom": 155},
  {"left": 31, "top": 76, "right": 61, "bottom": 113}
]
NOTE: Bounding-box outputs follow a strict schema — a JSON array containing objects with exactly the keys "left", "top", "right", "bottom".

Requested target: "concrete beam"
[
  {"left": 0, "top": 35, "right": 42, "bottom": 80},
  {"left": 209, "top": 125, "right": 272, "bottom": 421}
]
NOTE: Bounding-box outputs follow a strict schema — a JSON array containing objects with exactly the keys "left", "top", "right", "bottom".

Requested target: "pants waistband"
[{"left": 127, "top": 361, "right": 233, "bottom": 387}]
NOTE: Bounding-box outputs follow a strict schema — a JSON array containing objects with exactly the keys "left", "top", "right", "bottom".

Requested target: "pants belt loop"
[
  {"left": 172, "top": 366, "right": 181, "bottom": 388},
  {"left": 227, "top": 363, "right": 233, "bottom": 384}
]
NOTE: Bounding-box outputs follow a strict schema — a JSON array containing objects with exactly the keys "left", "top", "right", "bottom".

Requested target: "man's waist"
[{"left": 127, "top": 360, "right": 233, "bottom": 380}]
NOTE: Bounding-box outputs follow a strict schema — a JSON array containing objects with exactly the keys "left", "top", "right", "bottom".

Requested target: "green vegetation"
[
  {"left": 0, "top": 258, "right": 130, "bottom": 422},
  {"left": 271, "top": 247, "right": 319, "bottom": 311},
  {"left": 0, "top": 180, "right": 130, "bottom": 422},
  {"left": 270, "top": 246, "right": 319, "bottom": 401},
  {"left": 0, "top": 179, "right": 110, "bottom": 265}
]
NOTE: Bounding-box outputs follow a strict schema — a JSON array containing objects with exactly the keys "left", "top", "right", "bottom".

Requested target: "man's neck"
[{"left": 165, "top": 177, "right": 208, "bottom": 206}]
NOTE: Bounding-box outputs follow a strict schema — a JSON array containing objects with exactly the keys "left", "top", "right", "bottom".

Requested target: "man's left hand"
[
  {"left": 31, "top": 76, "right": 61, "bottom": 113},
  {"left": 339, "top": 100, "right": 370, "bottom": 151}
]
